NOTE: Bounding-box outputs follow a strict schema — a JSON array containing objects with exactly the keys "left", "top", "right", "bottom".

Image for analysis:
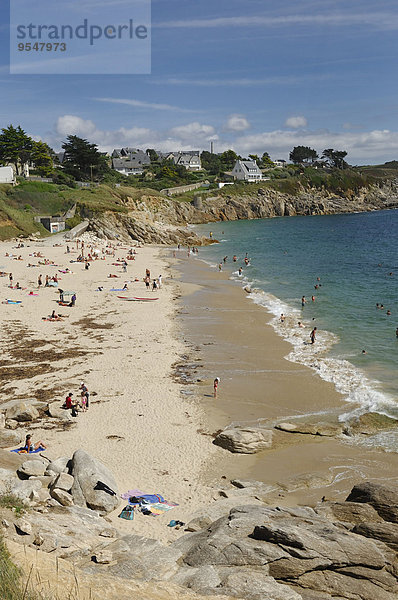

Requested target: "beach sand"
[
  {"left": 176, "top": 252, "right": 398, "bottom": 506},
  {"left": 0, "top": 236, "right": 218, "bottom": 543},
  {"left": 2, "top": 234, "right": 398, "bottom": 549}
]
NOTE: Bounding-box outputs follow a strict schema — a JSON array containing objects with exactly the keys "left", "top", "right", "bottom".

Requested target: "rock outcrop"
[
  {"left": 83, "top": 181, "right": 398, "bottom": 246},
  {"left": 70, "top": 449, "right": 120, "bottom": 514},
  {"left": 213, "top": 426, "right": 273, "bottom": 454}
]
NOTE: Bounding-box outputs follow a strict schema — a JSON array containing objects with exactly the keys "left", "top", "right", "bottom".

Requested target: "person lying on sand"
[
  {"left": 24, "top": 434, "right": 47, "bottom": 452},
  {"left": 108, "top": 274, "right": 118, "bottom": 278}
]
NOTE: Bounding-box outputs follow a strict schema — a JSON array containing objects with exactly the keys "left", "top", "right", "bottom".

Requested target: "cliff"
[{"left": 86, "top": 180, "right": 398, "bottom": 244}]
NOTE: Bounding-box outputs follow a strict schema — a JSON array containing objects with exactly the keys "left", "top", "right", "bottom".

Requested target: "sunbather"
[{"left": 24, "top": 434, "right": 47, "bottom": 452}]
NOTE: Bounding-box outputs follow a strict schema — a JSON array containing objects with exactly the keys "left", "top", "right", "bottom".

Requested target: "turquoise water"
[{"left": 193, "top": 210, "right": 398, "bottom": 421}]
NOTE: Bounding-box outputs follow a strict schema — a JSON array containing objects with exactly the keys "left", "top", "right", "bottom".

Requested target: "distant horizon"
[{"left": 1, "top": 0, "right": 398, "bottom": 165}]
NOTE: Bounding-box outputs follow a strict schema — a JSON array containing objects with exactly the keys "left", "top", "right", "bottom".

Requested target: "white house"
[
  {"left": 231, "top": 160, "right": 264, "bottom": 182},
  {"left": 274, "top": 159, "right": 287, "bottom": 168},
  {"left": 0, "top": 166, "right": 16, "bottom": 184},
  {"left": 166, "top": 151, "right": 202, "bottom": 171}
]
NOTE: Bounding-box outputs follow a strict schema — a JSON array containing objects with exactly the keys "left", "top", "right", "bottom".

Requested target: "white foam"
[{"left": 240, "top": 284, "right": 397, "bottom": 421}]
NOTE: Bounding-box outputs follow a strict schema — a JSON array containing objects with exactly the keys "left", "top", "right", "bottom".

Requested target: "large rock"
[
  {"left": 70, "top": 449, "right": 119, "bottom": 514},
  {"left": 6, "top": 401, "right": 39, "bottom": 422},
  {"left": 353, "top": 521, "right": 398, "bottom": 551},
  {"left": 45, "top": 456, "right": 70, "bottom": 476},
  {"left": 275, "top": 421, "right": 343, "bottom": 436},
  {"left": 10, "top": 479, "right": 42, "bottom": 502},
  {"left": 347, "top": 412, "right": 398, "bottom": 435},
  {"left": 52, "top": 472, "right": 74, "bottom": 492},
  {"left": 316, "top": 501, "right": 383, "bottom": 526},
  {"left": 172, "top": 503, "right": 398, "bottom": 599},
  {"left": 346, "top": 482, "right": 398, "bottom": 523},
  {"left": 220, "top": 570, "right": 302, "bottom": 600},
  {"left": 0, "top": 429, "right": 23, "bottom": 449},
  {"left": 214, "top": 426, "right": 273, "bottom": 454},
  {"left": 47, "top": 403, "right": 73, "bottom": 422},
  {"left": 17, "top": 459, "right": 47, "bottom": 478},
  {"left": 50, "top": 488, "right": 74, "bottom": 507}
]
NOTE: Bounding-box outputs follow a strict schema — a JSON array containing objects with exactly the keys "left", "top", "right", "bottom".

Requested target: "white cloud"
[
  {"left": 47, "top": 115, "right": 398, "bottom": 164},
  {"left": 49, "top": 115, "right": 218, "bottom": 153},
  {"left": 224, "top": 114, "right": 250, "bottom": 132},
  {"left": 93, "top": 97, "right": 196, "bottom": 113},
  {"left": 285, "top": 116, "right": 308, "bottom": 129},
  {"left": 168, "top": 122, "right": 216, "bottom": 141},
  {"left": 155, "top": 12, "right": 398, "bottom": 31},
  {"left": 233, "top": 128, "right": 398, "bottom": 162},
  {"left": 151, "top": 74, "right": 333, "bottom": 87}
]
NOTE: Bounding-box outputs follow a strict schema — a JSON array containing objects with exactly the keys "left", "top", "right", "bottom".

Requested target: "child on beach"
[{"left": 214, "top": 377, "right": 220, "bottom": 397}]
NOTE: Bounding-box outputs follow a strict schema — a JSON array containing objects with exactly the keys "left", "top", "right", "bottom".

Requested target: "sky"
[{"left": 1, "top": 0, "right": 398, "bottom": 163}]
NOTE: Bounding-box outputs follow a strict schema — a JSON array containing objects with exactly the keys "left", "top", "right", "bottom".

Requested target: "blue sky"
[{"left": 1, "top": 0, "right": 398, "bottom": 163}]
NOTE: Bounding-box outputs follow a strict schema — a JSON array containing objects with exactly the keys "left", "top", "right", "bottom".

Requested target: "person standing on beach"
[
  {"left": 213, "top": 377, "right": 220, "bottom": 397},
  {"left": 310, "top": 327, "right": 317, "bottom": 344},
  {"left": 218, "top": 263, "right": 222, "bottom": 271},
  {"left": 9, "top": 273, "right": 13, "bottom": 285},
  {"left": 80, "top": 382, "right": 89, "bottom": 409},
  {"left": 158, "top": 275, "right": 162, "bottom": 288},
  {"left": 38, "top": 274, "right": 42, "bottom": 288},
  {"left": 301, "top": 296, "right": 306, "bottom": 307}
]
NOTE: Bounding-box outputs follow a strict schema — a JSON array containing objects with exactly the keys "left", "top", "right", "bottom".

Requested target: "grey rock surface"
[
  {"left": 10, "top": 478, "right": 42, "bottom": 501},
  {"left": 0, "top": 429, "right": 23, "bottom": 448},
  {"left": 6, "top": 401, "right": 39, "bottom": 422},
  {"left": 50, "top": 488, "right": 74, "bottom": 506},
  {"left": 71, "top": 449, "right": 119, "bottom": 514},
  {"left": 17, "top": 459, "right": 47, "bottom": 478},
  {"left": 346, "top": 482, "right": 398, "bottom": 523},
  {"left": 214, "top": 426, "right": 273, "bottom": 454},
  {"left": 53, "top": 472, "right": 74, "bottom": 492}
]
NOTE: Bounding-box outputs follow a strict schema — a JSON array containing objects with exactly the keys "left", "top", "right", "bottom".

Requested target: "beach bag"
[{"left": 118, "top": 505, "right": 134, "bottom": 520}]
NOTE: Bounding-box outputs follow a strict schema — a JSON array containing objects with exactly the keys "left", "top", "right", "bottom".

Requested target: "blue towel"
[{"left": 11, "top": 446, "right": 45, "bottom": 454}]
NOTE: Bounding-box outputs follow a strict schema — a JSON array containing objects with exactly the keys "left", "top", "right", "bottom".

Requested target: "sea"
[{"left": 192, "top": 209, "right": 398, "bottom": 448}]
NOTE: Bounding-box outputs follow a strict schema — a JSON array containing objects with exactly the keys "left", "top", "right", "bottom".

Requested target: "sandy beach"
[
  {"left": 2, "top": 233, "right": 398, "bottom": 550},
  {"left": 0, "top": 235, "right": 220, "bottom": 543}
]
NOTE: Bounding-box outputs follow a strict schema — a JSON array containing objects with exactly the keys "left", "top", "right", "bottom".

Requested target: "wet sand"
[{"left": 176, "top": 251, "right": 398, "bottom": 506}]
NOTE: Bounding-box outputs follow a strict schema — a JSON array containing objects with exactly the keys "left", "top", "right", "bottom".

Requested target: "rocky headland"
[{"left": 83, "top": 180, "right": 398, "bottom": 245}]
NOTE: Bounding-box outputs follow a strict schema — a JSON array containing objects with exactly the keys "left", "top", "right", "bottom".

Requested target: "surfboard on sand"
[{"left": 117, "top": 296, "right": 159, "bottom": 302}]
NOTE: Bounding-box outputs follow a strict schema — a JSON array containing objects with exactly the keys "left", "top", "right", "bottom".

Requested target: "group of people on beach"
[{"left": 62, "top": 382, "right": 90, "bottom": 416}]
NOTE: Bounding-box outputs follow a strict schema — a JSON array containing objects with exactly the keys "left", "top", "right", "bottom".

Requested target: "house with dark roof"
[
  {"left": 111, "top": 148, "right": 151, "bottom": 176},
  {"left": 231, "top": 159, "right": 264, "bottom": 181}
]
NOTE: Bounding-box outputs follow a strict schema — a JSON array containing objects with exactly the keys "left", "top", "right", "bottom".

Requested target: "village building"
[
  {"left": 231, "top": 159, "right": 264, "bottom": 182},
  {"left": 111, "top": 148, "right": 151, "bottom": 176}
]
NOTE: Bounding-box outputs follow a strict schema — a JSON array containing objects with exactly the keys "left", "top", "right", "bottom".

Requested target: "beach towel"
[
  {"left": 11, "top": 446, "right": 45, "bottom": 454},
  {"left": 146, "top": 501, "right": 179, "bottom": 516},
  {"left": 3, "top": 300, "right": 22, "bottom": 304},
  {"left": 110, "top": 288, "right": 125, "bottom": 292}
]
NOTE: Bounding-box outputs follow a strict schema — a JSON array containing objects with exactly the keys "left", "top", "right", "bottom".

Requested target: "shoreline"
[{"left": 175, "top": 250, "right": 398, "bottom": 506}]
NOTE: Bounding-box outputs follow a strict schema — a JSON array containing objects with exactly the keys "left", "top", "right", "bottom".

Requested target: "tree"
[
  {"left": 146, "top": 148, "right": 159, "bottom": 163},
  {"left": 61, "top": 135, "right": 109, "bottom": 181},
  {"left": 322, "top": 148, "right": 348, "bottom": 169},
  {"left": 0, "top": 125, "right": 33, "bottom": 175},
  {"left": 289, "top": 146, "right": 318, "bottom": 164},
  {"left": 220, "top": 149, "right": 239, "bottom": 171},
  {"left": 31, "top": 141, "right": 54, "bottom": 177},
  {"left": 248, "top": 154, "right": 261, "bottom": 165},
  {"left": 260, "top": 152, "right": 275, "bottom": 168},
  {"left": 201, "top": 151, "right": 222, "bottom": 175}
]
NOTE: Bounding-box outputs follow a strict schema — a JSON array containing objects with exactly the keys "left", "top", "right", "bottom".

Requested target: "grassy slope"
[
  {"left": 0, "top": 181, "right": 163, "bottom": 240},
  {"left": 0, "top": 164, "right": 396, "bottom": 240}
]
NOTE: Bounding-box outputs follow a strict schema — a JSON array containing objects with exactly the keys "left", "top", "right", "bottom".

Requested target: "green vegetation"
[
  {"left": 0, "top": 495, "right": 26, "bottom": 517},
  {"left": 0, "top": 534, "right": 45, "bottom": 600}
]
